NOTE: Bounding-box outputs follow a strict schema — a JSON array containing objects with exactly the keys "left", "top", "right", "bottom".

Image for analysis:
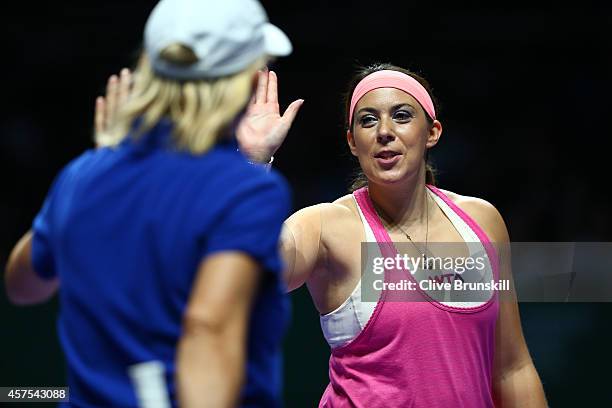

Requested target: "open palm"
[
  {"left": 236, "top": 70, "right": 303, "bottom": 163},
  {"left": 94, "top": 68, "right": 132, "bottom": 147}
]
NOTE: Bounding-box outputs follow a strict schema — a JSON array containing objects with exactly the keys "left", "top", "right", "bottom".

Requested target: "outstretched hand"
[
  {"left": 236, "top": 70, "right": 304, "bottom": 163},
  {"left": 94, "top": 68, "right": 132, "bottom": 146}
]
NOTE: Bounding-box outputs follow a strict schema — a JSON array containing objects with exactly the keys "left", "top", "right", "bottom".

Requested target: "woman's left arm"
[{"left": 464, "top": 198, "right": 548, "bottom": 407}]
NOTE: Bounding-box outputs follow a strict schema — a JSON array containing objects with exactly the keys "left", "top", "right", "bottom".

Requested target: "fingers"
[
  {"left": 95, "top": 96, "right": 106, "bottom": 134},
  {"left": 281, "top": 99, "right": 305, "bottom": 125},
  {"left": 255, "top": 69, "right": 269, "bottom": 104},
  {"left": 105, "top": 75, "right": 118, "bottom": 128},
  {"left": 103, "top": 68, "right": 131, "bottom": 130},
  {"left": 267, "top": 70, "right": 278, "bottom": 104},
  {"left": 118, "top": 68, "right": 132, "bottom": 106},
  {"left": 246, "top": 93, "right": 257, "bottom": 112}
]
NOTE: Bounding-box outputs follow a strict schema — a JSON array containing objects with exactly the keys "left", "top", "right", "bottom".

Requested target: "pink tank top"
[{"left": 319, "top": 186, "right": 499, "bottom": 407}]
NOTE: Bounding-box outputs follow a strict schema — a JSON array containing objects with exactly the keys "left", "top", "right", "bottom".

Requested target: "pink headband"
[{"left": 349, "top": 70, "right": 436, "bottom": 127}]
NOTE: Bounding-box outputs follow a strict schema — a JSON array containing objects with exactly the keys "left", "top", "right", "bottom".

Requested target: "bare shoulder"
[
  {"left": 286, "top": 195, "right": 355, "bottom": 225},
  {"left": 436, "top": 188, "right": 510, "bottom": 243},
  {"left": 332, "top": 193, "right": 360, "bottom": 215},
  {"left": 285, "top": 194, "right": 358, "bottom": 233},
  {"left": 284, "top": 194, "right": 363, "bottom": 247}
]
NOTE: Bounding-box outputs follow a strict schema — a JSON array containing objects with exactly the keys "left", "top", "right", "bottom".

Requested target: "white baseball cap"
[{"left": 144, "top": 0, "right": 292, "bottom": 80}]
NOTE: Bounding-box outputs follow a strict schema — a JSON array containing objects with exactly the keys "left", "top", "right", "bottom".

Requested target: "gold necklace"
[{"left": 373, "top": 189, "right": 434, "bottom": 270}]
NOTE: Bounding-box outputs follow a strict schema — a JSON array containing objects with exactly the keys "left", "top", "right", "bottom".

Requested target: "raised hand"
[
  {"left": 236, "top": 70, "right": 304, "bottom": 163},
  {"left": 94, "top": 68, "right": 132, "bottom": 146}
]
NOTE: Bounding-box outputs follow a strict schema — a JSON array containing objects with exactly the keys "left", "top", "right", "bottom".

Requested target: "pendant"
[{"left": 424, "top": 255, "right": 435, "bottom": 270}]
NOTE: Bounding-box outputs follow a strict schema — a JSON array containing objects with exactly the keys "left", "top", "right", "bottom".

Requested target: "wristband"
[
  {"left": 247, "top": 155, "right": 274, "bottom": 171},
  {"left": 263, "top": 155, "right": 274, "bottom": 171}
]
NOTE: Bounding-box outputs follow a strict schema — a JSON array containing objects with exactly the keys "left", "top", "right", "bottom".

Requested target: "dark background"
[{"left": 1, "top": 0, "right": 611, "bottom": 406}]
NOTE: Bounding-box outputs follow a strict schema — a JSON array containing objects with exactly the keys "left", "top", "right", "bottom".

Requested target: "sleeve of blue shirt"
[
  {"left": 30, "top": 151, "right": 92, "bottom": 280},
  {"left": 30, "top": 164, "right": 72, "bottom": 280},
  {"left": 205, "top": 172, "right": 292, "bottom": 276},
  {"left": 32, "top": 196, "right": 56, "bottom": 279}
]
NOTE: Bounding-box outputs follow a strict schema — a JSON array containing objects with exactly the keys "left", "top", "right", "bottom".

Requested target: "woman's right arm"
[{"left": 280, "top": 205, "right": 328, "bottom": 292}]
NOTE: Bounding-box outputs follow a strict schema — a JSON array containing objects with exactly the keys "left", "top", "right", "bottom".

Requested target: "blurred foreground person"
[{"left": 4, "top": 0, "right": 298, "bottom": 406}]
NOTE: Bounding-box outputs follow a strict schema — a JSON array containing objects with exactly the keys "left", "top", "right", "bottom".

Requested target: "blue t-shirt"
[{"left": 31, "top": 120, "right": 291, "bottom": 407}]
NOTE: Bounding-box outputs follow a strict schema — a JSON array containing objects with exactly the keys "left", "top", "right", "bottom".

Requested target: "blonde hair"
[{"left": 97, "top": 44, "right": 265, "bottom": 154}]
